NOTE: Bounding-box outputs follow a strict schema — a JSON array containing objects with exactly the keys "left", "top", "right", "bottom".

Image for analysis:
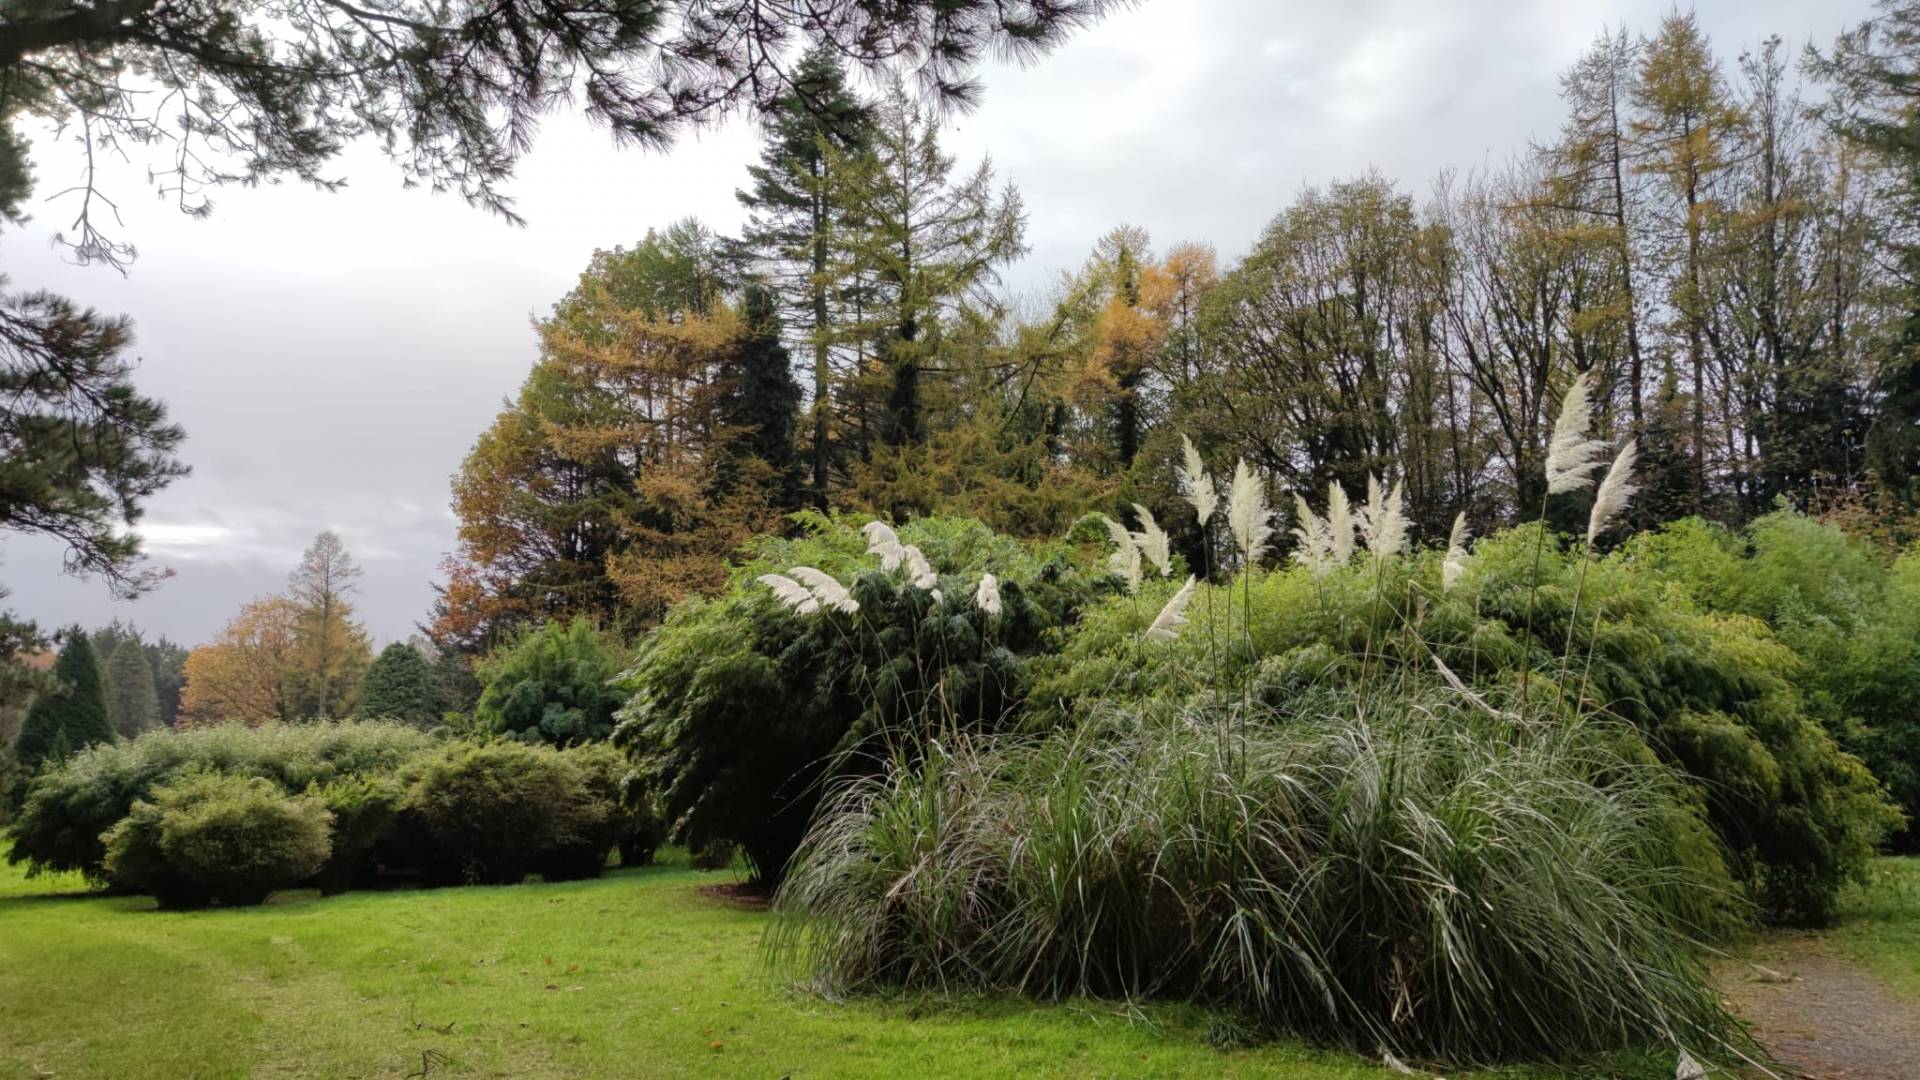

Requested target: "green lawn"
[
  {"left": 1831, "top": 855, "right": 1920, "bottom": 999},
  {"left": 0, "top": 848, "right": 1657, "bottom": 1080}
]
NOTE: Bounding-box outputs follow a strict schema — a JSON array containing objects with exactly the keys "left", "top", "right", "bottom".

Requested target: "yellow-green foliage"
[
  {"left": 102, "top": 771, "right": 332, "bottom": 908},
  {"left": 8, "top": 721, "right": 433, "bottom": 882},
  {"left": 1622, "top": 510, "right": 1920, "bottom": 852},
  {"left": 1032, "top": 523, "right": 1900, "bottom": 924},
  {"left": 399, "top": 741, "right": 606, "bottom": 886}
]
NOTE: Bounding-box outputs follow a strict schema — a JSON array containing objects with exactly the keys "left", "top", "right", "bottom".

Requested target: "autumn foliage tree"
[
  {"left": 286, "top": 532, "right": 373, "bottom": 718},
  {"left": 177, "top": 597, "right": 302, "bottom": 728},
  {"left": 436, "top": 233, "right": 801, "bottom": 644}
]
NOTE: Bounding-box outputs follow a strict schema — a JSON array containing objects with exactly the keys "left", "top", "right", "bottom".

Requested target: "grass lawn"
[
  {"left": 1830, "top": 856, "right": 1920, "bottom": 999},
  {"left": 0, "top": 847, "right": 1661, "bottom": 1080}
]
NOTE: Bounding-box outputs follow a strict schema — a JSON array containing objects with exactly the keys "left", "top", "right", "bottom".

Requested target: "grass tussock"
[{"left": 769, "top": 685, "right": 1746, "bottom": 1067}]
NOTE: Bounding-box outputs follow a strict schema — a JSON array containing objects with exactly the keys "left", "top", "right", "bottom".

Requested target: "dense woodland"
[{"left": 420, "top": 13, "right": 1920, "bottom": 655}]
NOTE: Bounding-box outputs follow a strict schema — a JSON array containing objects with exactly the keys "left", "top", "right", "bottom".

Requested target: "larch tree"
[
  {"left": 1631, "top": 11, "right": 1746, "bottom": 513},
  {"left": 287, "top": 531, "right": 373, "bottom": 718},
  {"left": 1551, "top": 27, "right": 1651, "bottom": 431},
  {"left": 439, "top": 234, "right": 801, "bottom": 639},
  {"left": 833, "top": 82, "right": 1027, "bottom": 455}
]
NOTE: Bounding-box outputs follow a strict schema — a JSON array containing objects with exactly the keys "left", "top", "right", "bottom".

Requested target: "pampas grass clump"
[{"left": 771, "top": 685, "right": 1741, "bottom": 1066}]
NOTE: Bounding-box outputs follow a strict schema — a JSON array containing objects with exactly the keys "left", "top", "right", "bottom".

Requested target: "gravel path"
[{"left": 1717, "top": 933, "right": 1920, "bottom": 1080}]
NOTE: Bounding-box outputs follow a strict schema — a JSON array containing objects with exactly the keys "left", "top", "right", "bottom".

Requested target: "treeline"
[{"left": 428, "top": 10, "right": 1920, "bottom": 649}]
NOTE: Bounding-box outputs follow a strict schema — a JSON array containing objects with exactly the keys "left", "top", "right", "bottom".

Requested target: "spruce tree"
[
  {"left": 736, "top": 47, "right": 877, "bottom": 506},
  {"left": 354, "top": 643, "right": 442, "bottom": 727},
  {"left": 715, "top": 285, "right": 804, "bottom": 499},
  {"left": 16, "top": 630, "right": 114, "bottom": 771},
  {"left": 103, "top": 639, "right": 160, "bottom": 739}
]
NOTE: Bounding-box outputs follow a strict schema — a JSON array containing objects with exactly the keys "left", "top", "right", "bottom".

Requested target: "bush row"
[{"left": 8, "top": 723, "right": 663, "bottom": 906}]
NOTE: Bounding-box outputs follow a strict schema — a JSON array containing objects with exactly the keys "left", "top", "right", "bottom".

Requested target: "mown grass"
[
  {"left": 1831, "top": 856, "right": 1920, "bottom": 999},
  {"left": 0, "top": 844, "right": 1662, "bottom": 1079}
]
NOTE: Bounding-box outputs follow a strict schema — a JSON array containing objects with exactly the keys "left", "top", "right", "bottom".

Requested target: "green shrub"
[
  {"left": 7, "top": 721, "right": 433, "bottom": 882},
  {"left": 1624, "top": 511, "right": 1920, "bottom": 852},
  {"left": 772, "top": 686, "right": 1742, "bottom": 1066},
  {"left": 615, "top": 513, "right": 1105, "bottom": 883},
  {"left": 400, "top": 741, "right": 602, "bottom": 886},
  {"left": 102, "top": 772, "right": 332, "bottom": 908},
  {"left": 311, "top": 775, "right": 405, "bottom": 895},
  {"left": 536, "top": 742, "right": 664, "bottom": 880},
  {"left": 1030, "top": 523, "right": 1900, "bottom": 924},
  {"left": 475, "top": 619, "right": 627, "bottom": 745}
]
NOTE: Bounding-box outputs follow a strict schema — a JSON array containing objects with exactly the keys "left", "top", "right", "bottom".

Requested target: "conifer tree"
[
  {"left": 1631, "top": 12, "right": 1744, "bottom": 512},
  {"left": 354, "top": 643, "right": 442, "bottom": 727},
  {"left": 16, "top": 630, "right": 114, "bottom": 771},
  {"left": 833, "top": 83, "right": 1026, "bottom": 453},
  {"left": 714, "top": 286, "right": 804, "bottom": 499},
  {"left": 1813, "top": 1, "right": 1920, "bottom": 505},
  {"left": 103, "top": 639, "right": 160, "bottom": 739},
  {"left": 287, "top": 532, "right": 373, "bottom": 718},
  {"left": 736, "top": 48, "right": 877, "bottom": 506}
]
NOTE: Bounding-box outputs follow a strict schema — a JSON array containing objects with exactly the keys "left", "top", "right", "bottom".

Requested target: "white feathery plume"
[
  {"left": 1546, "top": 373, "right": 1609, "bottom": 494},
  {"left": 1100, "top": 514, "right": 1143, "bottom": 593},
  {"left": 1326, "top": 482, "right": 1356, "bottom": 566},
  {"left": 789, "top": 566, "right": 858, "bottom": 614},
  {"left": 1357, "top": 474, "right": 1408, "bottom": 562},
  {"left": 974, "top": 573, "right": 1002, "bottom": 617},
  {"left": 930, "top": 588, "right": 943, "bottom": 605},
  {"left": 1177, "top": 434, "right": 1219, "bottom": 527},
  {"left": 900, "top": 544, "right": 937, "bottom": 590},
  {"left": 757, "top": 573, "right": 820, "bottom": 615},
  {"left": 1586, "top": 440, "right": 1640, "bottom": 545},
  {"left": 1130, "top": 503, "right": 1174, "bottom": 577},
  {"left": 1442, "top": 512, "right": 1471, "bottom": 593},
  {"left": 1227, "top": 459, "right": 1274, "bottom": 564},
  {"left": 862, "top": 520, "right": 905, "bottom": 571},
  {"left": 1291, "top": 492, "right": 1335, "bottom": 577},
  {"left": 1146, "top": 576, "right": 1199, "bottom": 642}
]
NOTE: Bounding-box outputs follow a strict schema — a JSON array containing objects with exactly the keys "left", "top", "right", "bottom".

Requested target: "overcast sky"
[{"left": 3, "top": 0, "right": 1874, "bottom": 647}]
